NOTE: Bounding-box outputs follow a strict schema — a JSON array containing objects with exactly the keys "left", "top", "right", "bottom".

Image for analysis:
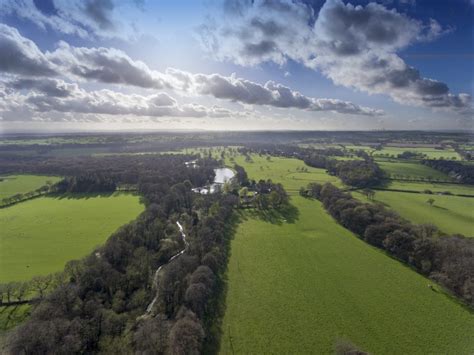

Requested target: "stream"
[{"left": 142, "top": 221, "right": 188, "bottom": 316}]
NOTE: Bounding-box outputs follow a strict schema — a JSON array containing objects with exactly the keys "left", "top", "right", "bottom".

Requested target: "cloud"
[
  {"left": 0, "top": 0, "right": 133, "bottom": 39},
  {"left": 0, "top": 24, "right": 382, "bottom": 116},
  {"left": 0, "top": 24, "right": 57, "bottom": 76},
  {"left": 201, "top": 0, "right": 471, "bottom": 114},
  {"left": 166, "top": 69, "right": 383, "bottom": 116},
  {"left": 83, "top": 0, "right": 115, "bottom": 30},
  {"left": 46, "top": 41, "right": 170, "bottom": 88},
  {"left": 1, "top": 79, "right": 239, "bottom": 120}
]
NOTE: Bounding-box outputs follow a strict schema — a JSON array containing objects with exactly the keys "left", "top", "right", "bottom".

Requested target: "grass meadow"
[
  {"left": 0, "top": 193, "right": 143, "bottom": 282},
  {"left": 0, "top": 175, "right": 61, "bottom": 199},
  {"left": 219, "top": 153, "right": 474, "bottom": 354}
]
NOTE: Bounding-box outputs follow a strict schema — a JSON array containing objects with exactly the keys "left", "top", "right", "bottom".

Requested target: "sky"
[{"left": 0, "top": 0, "right": 472, "bottom": 133}]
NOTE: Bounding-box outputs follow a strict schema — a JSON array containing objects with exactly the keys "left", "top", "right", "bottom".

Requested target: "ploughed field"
[
  {"left": 219, "top": 154, "right": 474, "bottom": 354},
  {"left": 0, "top": 193, "right": 143, "bottom": 282}
]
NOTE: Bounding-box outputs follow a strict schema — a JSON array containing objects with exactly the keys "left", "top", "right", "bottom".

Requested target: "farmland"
[
  {"left": 220, "top": 154, "right": 474, "bottom": 354},
  {"left": 0, "top": 193, "right": 143, "bottom": 282},
  {"left": 0, "top": 175, "right": 61, "bottom": 199}
]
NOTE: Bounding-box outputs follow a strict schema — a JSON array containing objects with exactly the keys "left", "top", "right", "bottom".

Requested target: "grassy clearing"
[
  {"left": 0, "top": 175, "right": 61, "bottom": 199},
  {"left": 377, "top": 161, "right": 451, "bottom": 180},
  {"left": 355, "top": 190, "right": 474, "bottom": 237},
  {"left": 0, "top": 193, "right": 143, "bottom": 282},
  {"left": 220, "top": 153, "right": 474, "bottom": 354}
]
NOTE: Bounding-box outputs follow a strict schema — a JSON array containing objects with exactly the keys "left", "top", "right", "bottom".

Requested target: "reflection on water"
[
  {"left": 191, "top": 168, "right": 235, "bottom": 194},
  {"left": 214, "top": 168, "right": 235, "bottom": 184}
]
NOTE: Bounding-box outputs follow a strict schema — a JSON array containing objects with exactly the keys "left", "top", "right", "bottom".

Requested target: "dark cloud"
[
  {"left": 242, "top": 40, "right": 278, "bottom": 57},
  {"left": 8, "top": 78, "right": 73, "bottom": 97},
  {"left": 46, "top": 42, "right": 170, "bottom": 88},
  {"left": 0, "top": 24, "right": 57, "bottom": 76},
  {"left": 83, "top": 0, "right": 115, "bottom": 30},
  {"left": 168, "top": 69, "right": 383, "bottom": 116}
]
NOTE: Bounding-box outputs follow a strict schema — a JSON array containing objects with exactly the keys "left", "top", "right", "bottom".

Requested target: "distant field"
[
  {"left": 220, "top": 153, "right": 474, "bottom": 354},
  {"left": 0, "top": 193, "right": 143, "bottom": 282},
  {"left": 373, "top": 147, "right": 461, "bottom": 160},
  {"left": 0, "top": 175, "right": 61, "bottom": 199},
  {"left": 343, "top": 145, "right": 374, "bottom": 152},
  {"left": 377, "top": 161, "right": 451, "bottom": 180},
  {"left": 355, "top": 190, "right": 474, "bottom": 236}
]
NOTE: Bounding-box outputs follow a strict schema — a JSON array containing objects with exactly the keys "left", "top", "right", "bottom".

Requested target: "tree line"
[
  {"left": 300, "top": 182, "right": 474, "bottom": 307},
  {"left": 422, "top": 159, "right": 474, "bottom": 184}
]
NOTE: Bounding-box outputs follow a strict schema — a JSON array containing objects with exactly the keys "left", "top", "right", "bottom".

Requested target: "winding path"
[{"left": 142, "top": 221, "right": 188, "bottom": 317}]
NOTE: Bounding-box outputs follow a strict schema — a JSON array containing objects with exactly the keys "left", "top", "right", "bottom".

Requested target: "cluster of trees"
[
  {"left": 301, "top": 182, "right": 474, "bottom": 307},
  {"left": 233, "top": 164, "right": 249, "bottom": 186},
  {"left": 5, "top": 154, "right": 238, "bottom": 354},
  {"left": 397, "top": 151, "right": 424, "bottom": 159},
  {"left": 237, "top": 179, "right": 289, "bottom": 211},
  {"left": 327, "top": 160, "right": 384, "bottom": 187},
  {"left": 55, "top": 173, "right": 116, "bottom": 193},
  {"left": 423, "top": 159, "right": 474, "bottom": 184}
]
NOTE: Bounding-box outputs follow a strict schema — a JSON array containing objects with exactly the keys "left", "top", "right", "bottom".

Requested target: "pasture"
[
  {"left": 220, "top": 153, "right": 474, "bottom": 354},
  {"left": 0, "top": 193, "right": 143, "bottom": 282},
  {"left": 356, "top": 190, "right": 474, "bottom": 237},
  {"left": 376, "top": 161, "right": 451, "bottom": 180},
  {"left": 0, "top": 175, "right": 61, "bottom": 199}
]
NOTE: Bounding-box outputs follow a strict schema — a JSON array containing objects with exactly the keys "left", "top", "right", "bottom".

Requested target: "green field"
[
  {"left": 356, "top": 190, "right": 474, "bottom": 237},
  {"left": 386, "top": 180, "right": 474, "bottom": 195},
  {"left": 0, "top": 193, "right": 143, "bottom": 282},
  {"left": 220, "top": 154, "right": 474, "bottom": 354},
  {"left": 0, "top": 175, "right": 61, "bottom": 199},
  {"left": 377, "top": 161, "right": 451, "bottom": 180},
  {"left": 373, "top": 147, "right": 461, "bottom": 160}
]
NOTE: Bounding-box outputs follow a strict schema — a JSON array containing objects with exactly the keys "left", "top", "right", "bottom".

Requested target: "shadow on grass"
[
  {"left": 0, "top": 305, "right": 31, "bottom": 332},
  {"left": 241, "top": 202, "right": 299, "bottom": 225}
]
